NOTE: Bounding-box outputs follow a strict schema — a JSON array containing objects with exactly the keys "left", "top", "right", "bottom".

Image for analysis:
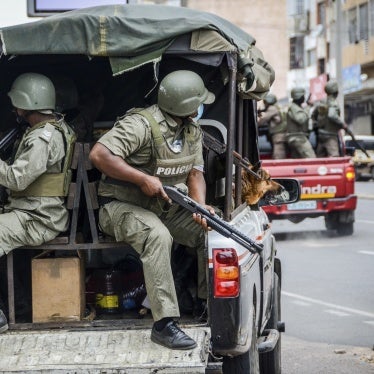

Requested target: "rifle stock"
[{"left": 163, "top": 185, "right": 263, "bottom": 254}]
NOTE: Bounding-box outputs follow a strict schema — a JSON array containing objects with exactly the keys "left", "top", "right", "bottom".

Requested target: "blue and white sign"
[{"left": 342, "top": 64, "right": 362, "bottom": 94}]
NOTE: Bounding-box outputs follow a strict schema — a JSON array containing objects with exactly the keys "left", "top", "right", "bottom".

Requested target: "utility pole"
[{"left": 335, "top": 0, "right": 344, "bottom": 119}]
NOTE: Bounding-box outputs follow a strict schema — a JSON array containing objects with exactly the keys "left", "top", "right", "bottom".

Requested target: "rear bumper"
[{"left": 263, "top": 194, "right": 357, "bottom": 220}]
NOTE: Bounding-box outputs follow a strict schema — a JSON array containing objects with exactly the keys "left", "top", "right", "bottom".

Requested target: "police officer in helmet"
[
  {"left": 0, "top": 73, "right": 76, "bottom": 333},
  {"left": 257, "top": 93, "right": 288, "bottom": 159},
  {"left": 89, "top": 70, "right": 215, "bottom": 350},
  {"left": 311, "top": 79, "right": 348, "bottom": 157},
  {"left": 286, "top": 87, "right": 316, "bottom": 158}
]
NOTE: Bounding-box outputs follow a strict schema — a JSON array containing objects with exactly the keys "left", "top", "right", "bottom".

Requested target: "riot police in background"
[
  {"left": 257, "top": 93, "right": 287, "bottom": 159},
  {"left": 286, "top": 87, "right": 316, "bottom": 158},
  {"left": 311, "top": 80, "right": 348, "bottom": 157}
]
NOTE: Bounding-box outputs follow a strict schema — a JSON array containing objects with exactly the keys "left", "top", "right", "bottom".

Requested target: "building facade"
[{"left": 287, "top": 0, "right": 374, "bottom": 134}]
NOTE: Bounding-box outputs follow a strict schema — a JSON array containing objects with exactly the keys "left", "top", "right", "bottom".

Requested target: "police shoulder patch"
[{"left": 38, "top": 123, "right": 56, "bottom": 143}]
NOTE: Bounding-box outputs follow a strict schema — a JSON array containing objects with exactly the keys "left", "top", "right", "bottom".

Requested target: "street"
[{"left": 273, "top": 181, "right": 374, "bottom": 373}]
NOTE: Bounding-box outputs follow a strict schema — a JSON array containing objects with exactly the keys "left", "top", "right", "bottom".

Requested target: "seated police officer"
[
  {"left": 0, "top": 73, "right": 76, "bottom": 332},
  {"left": 89, "top": 70, "right": 215, "bottom": 350}
]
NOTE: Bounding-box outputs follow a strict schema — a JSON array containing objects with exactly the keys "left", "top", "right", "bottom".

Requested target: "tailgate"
[
  {"left": 0, "top": 326, "right": 210, "bottom": 373},
  {"left": 262, "top": 157, "right": 354, "bottom": 199}
]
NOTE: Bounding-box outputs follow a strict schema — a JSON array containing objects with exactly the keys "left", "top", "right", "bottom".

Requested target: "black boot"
[
  {"left": 151, "top": 320, "right": 197, "bottom": 350},
  {"left": 0, "top": 309, "right": 8, "bottom": 333}
]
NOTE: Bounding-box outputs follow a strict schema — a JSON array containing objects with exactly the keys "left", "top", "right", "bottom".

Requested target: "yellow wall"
[{"left": 186, "top": 0, "right": 288, "bottom": 100}]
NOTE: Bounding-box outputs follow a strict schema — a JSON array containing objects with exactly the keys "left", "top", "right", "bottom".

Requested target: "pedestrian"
[
  {"left": 0, "top": 72, "right": 76, "bottom": 333},
  {"left": 311, "top": 80, "right": 348, "bottom": 157},
  {"left": 286, "top": 87, "right": 316, "bottom": 158},
  {"left": 89, "top": 70, "right": 215, "bottom": 350},
  {"left": 257, "top": 93, "right": 288, "bottom": 159}
]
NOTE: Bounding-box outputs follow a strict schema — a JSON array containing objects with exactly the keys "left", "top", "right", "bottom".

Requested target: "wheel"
[
  {"left": 259, "top": 273, "right": 281, "bottom": 374},
  {"left": 222, "top": 308, "right": 259, "bottom": 374},
  {"left": 336, "top": 222, "right": 354, "bottom": 236}
]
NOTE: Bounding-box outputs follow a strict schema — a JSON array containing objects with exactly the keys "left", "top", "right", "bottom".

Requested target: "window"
[
  {"left": 290, "top": 36, "right": 305, "bottom": 69},
  {"left": 318, "top": 58, "right": 325, "bottom": 75},
  {"left": 317, "top": 1, "right": 326, "bottom": 27},
  {"left": 307, "top": 49, "right": 316, "bottom": 66},
  {"left": 359, "top": 3, "right": 369, "bottom": 41},
  {"left": 370, "top": 0, "right": 374, "bottom": 37},
  {"left": 348, "top": 8, "right": 358, "bottom": 44}
]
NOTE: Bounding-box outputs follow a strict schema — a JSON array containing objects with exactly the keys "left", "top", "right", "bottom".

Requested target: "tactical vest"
[
  {"left": 286, "top": 103, "right": 309, "bottom": 136},
  {"left": 317, "top": 98, "right": 342, "bottom": 135},
  {"left": 102, "top": 108, "right": 202, "bottom": 214},
  {"left": 269, "top": 105, "right": 287, "bottom": 135},
  {"left": 11, "top": 119, "right": 76, "bottom": 197}
]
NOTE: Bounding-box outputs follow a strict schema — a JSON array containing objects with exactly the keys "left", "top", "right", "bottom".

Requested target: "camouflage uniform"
[
  {"left": 312, "top": 97, "right": 345, "bottom": 157},
  {"left": 0, "top": 119, "right": 72, "bottom": 257},
  {"left": 286, "top": 102, "right": 316, "bottom": 158},
  {"left": 97, "top": 104, "right": 207, "bottom": 322},
  {"left": 258, "top": 104, "right": 287, "bottom": 159}
]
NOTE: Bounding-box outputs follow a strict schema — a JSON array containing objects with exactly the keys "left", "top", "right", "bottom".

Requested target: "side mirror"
[
  {"left": 259, "top": 178, "right": 300, "bottom": 206},
  {"left": 345, "top": 146, "right": 355, "bottom": 157}
]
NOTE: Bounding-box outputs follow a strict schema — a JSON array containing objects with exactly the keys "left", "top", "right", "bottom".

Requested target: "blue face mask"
[{"left": 192, "top": 104, "right": 204, "bottom": 122}]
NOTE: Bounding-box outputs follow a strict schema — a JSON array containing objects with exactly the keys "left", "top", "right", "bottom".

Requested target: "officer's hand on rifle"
[{"left": 193, "top": 205, "right": 215, "bottom": 232}]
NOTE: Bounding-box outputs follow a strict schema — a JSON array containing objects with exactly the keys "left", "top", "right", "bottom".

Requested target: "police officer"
[
  {"left": 257, "top": 93, "right": 287, "bottom": 159},
  {"left": 286, "top": 87, "right": 316, "bottom": 158},
  {"left": 89, "top": 70, "right": 215, "bottom": 350},
  {"left": 311, "top": 80, "right": 348, "bottom": 157},
  {"left": 0, "top": 72, "right": 76, "bottom": 333}
]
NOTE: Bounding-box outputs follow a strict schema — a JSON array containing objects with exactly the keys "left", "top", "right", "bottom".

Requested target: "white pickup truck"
[{"left": 0, "top": 5, "right": 300, "bottom": 373}]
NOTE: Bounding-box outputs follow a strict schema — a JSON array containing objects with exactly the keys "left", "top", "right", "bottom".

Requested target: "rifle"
[
  {"left": 202, "top": 131, "right": 262, "bottom": 180},
  {"left": 163, "top": 185, "right": 263, "bottom": 254},
  {"left": 0, "top": 125, "right": 25, "bottom": 160},
  {"left": 345, "top": 128, "right": 370, "bottom": 158},
  {"left": 0, "top": 125, "right": 26, "bottom": 206}
]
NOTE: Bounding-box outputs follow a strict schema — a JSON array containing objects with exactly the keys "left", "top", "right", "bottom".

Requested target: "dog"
[{"left": 241, "top": 167, "right": 282, "bottom": 205}]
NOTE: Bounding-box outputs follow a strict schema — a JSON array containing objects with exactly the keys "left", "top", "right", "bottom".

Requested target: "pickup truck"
[
  {"left": 259, "top": 129, "right": 357, "bottom": 236},
  {"left": 0, "top": 5, "right": 300, "bottom": 373}
]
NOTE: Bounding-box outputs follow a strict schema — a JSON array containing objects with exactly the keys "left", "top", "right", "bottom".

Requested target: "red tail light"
[
  {"left": 213, "top": 248, "right": 240, "bottom": 297},
  {"left": 345, "top": 165, "right": 355, "bottom": 182}
]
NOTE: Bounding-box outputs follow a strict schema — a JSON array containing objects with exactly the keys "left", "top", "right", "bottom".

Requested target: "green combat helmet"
[
  {"left": 8, "top": 72, "right": 56, "bottom": 111},
  {"left": 158, "top": 70, "right": 215, "bottom": 117},
  {"left": 324, "top": 80, "right": 339, "bottom": 95},
  {"left": 290, "top": 87, "right": 305, "bottom": 100},
  {"left": 264, "top": 93, "right": 277, "bottom": 105}
]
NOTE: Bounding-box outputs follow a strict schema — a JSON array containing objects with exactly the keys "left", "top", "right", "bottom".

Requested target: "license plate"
[{"left": 287, "top": 200, "right": 317, "bottom": 211}]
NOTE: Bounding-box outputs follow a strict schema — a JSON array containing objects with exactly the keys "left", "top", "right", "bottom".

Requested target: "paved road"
[{"left": 274, "top": 181, "right": 374, "bottom": 373}]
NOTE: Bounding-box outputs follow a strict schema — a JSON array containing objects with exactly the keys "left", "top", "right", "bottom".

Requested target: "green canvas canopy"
[
  {"left": 0, "top": 5, "right": 253, "bottom": 68},
  {"left": 0, "top": 4, "right": 274, "bottom": 99}
]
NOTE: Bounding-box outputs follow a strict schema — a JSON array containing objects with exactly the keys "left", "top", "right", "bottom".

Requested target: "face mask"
[
  {"left": 192, "top": 104, "right": 204, "bottom": 122},
  {"left": 13, "top": 109, "right": 28, "bottom": 125}
]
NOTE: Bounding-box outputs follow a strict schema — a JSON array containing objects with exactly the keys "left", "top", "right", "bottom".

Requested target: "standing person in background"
[
  {"left": 286, "top": 87, "right": 316, "bottom": 158},
  {"left": 257, "top": 93, "right": 287, "bottom": 159},
  {"left": 311, "top": 80, "right": 348, "bottom": 157}
]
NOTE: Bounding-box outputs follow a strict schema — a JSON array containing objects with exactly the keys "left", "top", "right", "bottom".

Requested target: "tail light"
[
  {"left": 345, "top": 166, "right": 355, "bottom": 182},
  {"left": 213, "top": 248, "right": 240, "bottom": 297}
]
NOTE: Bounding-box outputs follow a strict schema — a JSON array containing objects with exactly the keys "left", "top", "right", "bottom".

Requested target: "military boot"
[{"left": 0, "top": 309, "right": 8, "bottom": 333}]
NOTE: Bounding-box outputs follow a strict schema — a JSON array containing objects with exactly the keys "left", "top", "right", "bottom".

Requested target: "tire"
[
  {"left": 222, "top": 309, "right": 259, "bottom": 374},
  {"left": 259, "top": 273, "right": 281, "bottom": 374},
  {"left": 336, "top": 222, "right": 354, "bottom": 236}
]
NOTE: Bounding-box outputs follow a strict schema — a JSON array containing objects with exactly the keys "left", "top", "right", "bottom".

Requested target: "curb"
[{"left": 357, "top": 194, "right": 374, "bottom": 200}]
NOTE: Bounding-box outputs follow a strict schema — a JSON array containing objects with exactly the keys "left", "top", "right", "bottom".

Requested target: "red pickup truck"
[{"left": 259, "top": 130, "right": 357, "bottom": 236}]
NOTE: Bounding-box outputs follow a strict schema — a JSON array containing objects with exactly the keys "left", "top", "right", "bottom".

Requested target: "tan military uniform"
[
  {"left": 312, "top": 96, "right": 344, "bottom": 157},
  {"left": 0, "top": 119, "right": 73, "bottom": 256},
  {"left": 286, "top": 102, "right": 316, "bottom": 158},
  {"left": 258, "top": 104, "right": 287, "bottom": 159},
  {"left": 97, "top": 104, "right": 207, "bottom": 322}
]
